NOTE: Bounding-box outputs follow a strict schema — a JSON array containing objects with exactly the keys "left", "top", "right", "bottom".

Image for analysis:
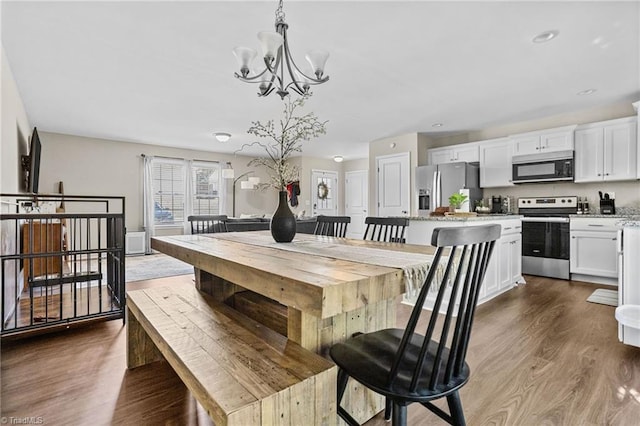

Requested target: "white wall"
[
  {"left": 1, "top": 45, "right": 32, "bottom": 323},
  {"left": 1, "top": 46, "right": 31, "bottom": 193},
  {"left": 38, "top": 132, "right": 279, "bottom": 232}
]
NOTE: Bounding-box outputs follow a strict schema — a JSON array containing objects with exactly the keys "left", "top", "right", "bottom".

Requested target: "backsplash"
[{"left": 482, "top": 180, "right": 640, "bottom": 213}]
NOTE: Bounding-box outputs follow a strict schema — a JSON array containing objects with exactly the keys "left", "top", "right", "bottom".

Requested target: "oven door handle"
[{"left": 521, "top": 217, "right": 570, "bottom": 223}]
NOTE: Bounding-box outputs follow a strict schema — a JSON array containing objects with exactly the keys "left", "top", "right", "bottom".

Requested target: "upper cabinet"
[
  {"left": 428, "top": 142, "right": 479, "bottom": 165},
  {"left": 510, "top": 125, "right": 576, "bottom": 156},
  {"left": 479, "top": 138, "right": 514, "bottom": 188},
  {"left": 574, "top": 116, "right": 637, "bottom": 183}
]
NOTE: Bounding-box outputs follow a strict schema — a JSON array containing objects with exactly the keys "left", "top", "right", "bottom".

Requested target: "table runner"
[{"left": 211, "top": 232, "right": 451, "bottom": 297}]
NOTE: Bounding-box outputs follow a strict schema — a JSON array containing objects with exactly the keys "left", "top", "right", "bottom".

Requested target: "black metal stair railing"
[{"left": 0, "top": 194, "right": 125, "bottom": 338}]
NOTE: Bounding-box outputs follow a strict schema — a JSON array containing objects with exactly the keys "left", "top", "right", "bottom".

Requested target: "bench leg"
[{"left": 126, "top": 307, "right": 162, "bottom": 369}]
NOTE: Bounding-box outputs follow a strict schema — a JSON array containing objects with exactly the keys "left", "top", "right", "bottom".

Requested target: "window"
[
  {"left": 151, "top": 159, "right": 221, "bottom": 226},
  {"left": 192, "top": 161, "right": 221, "bottom": 215}
]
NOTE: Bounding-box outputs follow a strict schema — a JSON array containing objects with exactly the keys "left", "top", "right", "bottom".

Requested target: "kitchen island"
[{"left": 404, "top": 214, "right": 525, "bottom": 308}]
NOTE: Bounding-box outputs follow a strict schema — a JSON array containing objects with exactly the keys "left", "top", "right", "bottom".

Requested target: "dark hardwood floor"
[{"left": 2, "top": 275, "right": 639, "bottom": 425}]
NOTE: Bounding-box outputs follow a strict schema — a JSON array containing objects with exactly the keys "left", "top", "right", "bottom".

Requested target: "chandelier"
[{"left": 233, "top": 0, "right": 329, "bottom": 99}]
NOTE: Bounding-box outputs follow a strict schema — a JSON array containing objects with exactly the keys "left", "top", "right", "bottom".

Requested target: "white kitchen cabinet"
[
  {"left": 511, "top": 125, "right": 576, "bottom": 156},
  {"left": 634, "top": 101, "right": 640, "bottom": 178},
  {"left": 479, "top": 138, "right": 514, "bottom": 188},
  {"left": 570, "top": 218, "right": 619, "bottom": 281},
  {"left": 406, "top": 217, "right": 523, "bottom": 310},
  {"left": 575, "top": 116, "right": 637, "bottom": 183},
  {"left": 427, "top": 142, "right": 479, "bottom": 165}
]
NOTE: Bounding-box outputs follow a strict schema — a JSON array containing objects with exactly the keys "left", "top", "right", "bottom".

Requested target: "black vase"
[{"left": 270, "top": 191, "right": 296, "bottom": 242}]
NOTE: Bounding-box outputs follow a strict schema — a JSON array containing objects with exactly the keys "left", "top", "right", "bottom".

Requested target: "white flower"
[{"left": 236, "top": 94, "right": 327, "bottom": 191}]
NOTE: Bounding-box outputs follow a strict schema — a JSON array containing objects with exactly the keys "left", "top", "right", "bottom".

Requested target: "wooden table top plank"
[
  {"left": 151, "top": 232, "right": 435, "bottom": 319},
  {"left": 153, "top": 236, "right": 401, "bottom": 318},
  {"left": 155, "top": 234, "right": 398, "bottom": 283}
]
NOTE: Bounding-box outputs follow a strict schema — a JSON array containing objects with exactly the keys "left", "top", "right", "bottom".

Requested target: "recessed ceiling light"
[
  {"left": 432, "top": 123, "right": 443, "bottom": 128},
  {"left": 577, "top": 89, "right": 597, "bottom": 96},
  {"left": 532, "top": 30, "right": 559, "bottom": 43},
  {"left": 214, "top": 132, "right": 231, "bottom": 142},
  {"left": 333, "top": 155, "right": 344, "bottom": 163}
]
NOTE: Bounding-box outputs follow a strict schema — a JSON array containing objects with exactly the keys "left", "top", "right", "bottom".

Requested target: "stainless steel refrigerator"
[{"left": 416, "top": 162, "right": 482, "bottom": 216}]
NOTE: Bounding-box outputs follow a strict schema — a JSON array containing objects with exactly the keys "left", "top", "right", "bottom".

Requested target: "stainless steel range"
[{"left": 518, "top": 196, "right": 578, "bottom": 280}]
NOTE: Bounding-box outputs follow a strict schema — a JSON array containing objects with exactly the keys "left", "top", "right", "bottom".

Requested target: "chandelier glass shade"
[{"left": 233, "top": 0, "right": 329, "bottom": 99}]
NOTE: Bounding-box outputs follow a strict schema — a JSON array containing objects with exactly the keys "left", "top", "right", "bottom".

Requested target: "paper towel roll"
[{"left": 459, "top": 189, "right": 470, "bottom": 212}]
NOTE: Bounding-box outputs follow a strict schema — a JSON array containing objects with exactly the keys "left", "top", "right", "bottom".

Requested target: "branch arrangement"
[{"left": 236, "top": 94, "right": 327, "bottom": 191}]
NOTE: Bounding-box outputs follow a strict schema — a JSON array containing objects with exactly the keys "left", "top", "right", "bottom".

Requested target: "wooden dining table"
[{"left": 151, "top": 230, "right": 437, "bottom": 424}]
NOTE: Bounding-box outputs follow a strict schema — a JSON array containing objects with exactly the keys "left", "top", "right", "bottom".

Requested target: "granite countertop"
[
  {"left": 620, "top": 220, "right": 640, "bottom": 228},
  {"left": 569, "top": 213, "right": 640, "bottom": 228},
  {"left": 407, "top": 214, "right": 523, "bottom": 222},
  {"left": 569, "top": 214, "right": 637, "bottom": 219}
]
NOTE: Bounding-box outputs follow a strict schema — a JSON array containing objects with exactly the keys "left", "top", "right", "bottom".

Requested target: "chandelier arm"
[
  {"left": 281, "top": 28, "right": 329, "bottom": 84},
  {"left": 234, "top": 66, "right": 270, "bottom": 83},
  {"left": 265, "top": 50, "right": 286, "bottom": 96}
]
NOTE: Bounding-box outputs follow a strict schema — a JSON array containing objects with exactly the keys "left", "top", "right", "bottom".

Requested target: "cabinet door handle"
[
  {"left": 588, "top": 224, "right": 604, "bottom": 227},
  {"left": 572, "top": 236, "right": 576, "bottom": 239},
  {"left": 504, "top": 227, "right": 512, "bottom": 230},
  {"left": 597, "top": 173, "right": 601, "bottom": 176}
]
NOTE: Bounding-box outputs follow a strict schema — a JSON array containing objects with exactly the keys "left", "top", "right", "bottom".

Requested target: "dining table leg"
[{"left": 288, "top": 298, "right": 397, "bottom": 424}]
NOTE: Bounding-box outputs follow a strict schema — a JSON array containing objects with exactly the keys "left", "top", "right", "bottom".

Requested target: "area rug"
[
  {"left": 125, "top": 253, "right": 194, "bottom": 282},
  {"left": 586, "top": 289, "right": 618, "bottom": 307}
]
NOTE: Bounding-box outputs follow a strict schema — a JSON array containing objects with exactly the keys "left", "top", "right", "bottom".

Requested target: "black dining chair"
[
  {"left": 187, "top": 215, "right": 228, "bottom": 234},
  {"left": 330, "top": 224, "right": 501, "bottom": 426},
  {"left": 363, "top": 217, "right": 409, "bottom": 243},
  {"left": 314, "top": 215, "right": 351, "bottom": 238}
]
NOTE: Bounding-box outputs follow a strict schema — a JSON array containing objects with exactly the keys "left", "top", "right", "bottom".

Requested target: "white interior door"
[
  {"left": 345, "top": 170, "right": 368, "bottom": 239},
  {"left": 311, "top": 170, "right": 338, "bottom": 216},
  {"left": 377, "top": 152, "right": 410, "bottom": 217}
]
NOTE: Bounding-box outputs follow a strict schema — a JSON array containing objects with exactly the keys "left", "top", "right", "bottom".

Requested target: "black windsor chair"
[
  {"left": 313, "top": 215, "right": 351, "bottom": 238},
  {"left": 363, "top": 216, "right": 410, "bottom": 243},
  {"left": 187, "top": 215, "right": 228, "bottom": 234},
  {"left": 330, "top": 224, "right": 501, "bottom": 426}
]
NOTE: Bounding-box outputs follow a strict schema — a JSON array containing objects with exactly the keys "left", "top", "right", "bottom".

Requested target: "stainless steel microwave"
[{"left": 511, "top": 150, "right": 574, "bottom": 183}]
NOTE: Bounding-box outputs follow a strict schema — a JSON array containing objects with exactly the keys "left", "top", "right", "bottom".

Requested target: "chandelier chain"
[{"left": 275, "top": 0, "right": 285, "bottom": 23}]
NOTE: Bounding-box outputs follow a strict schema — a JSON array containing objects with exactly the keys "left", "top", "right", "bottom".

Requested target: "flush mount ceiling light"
[
  {"left": 432, "top": 123, "right": 444, "bottom": 128},
  {"left": 333, "top": 155, "right": 344, "bottom": 163},
  {"left": 214, "top": 132, "right": 231, "bottom": 142},
  {"left": 577, "top": 88, "right": 597, "bottom": 96},
  {"left": 233, "top": 0, "right": 329, "bottom": 99},
  {"left": 532, "top": 30, "right": 559, "bottom": 43}
]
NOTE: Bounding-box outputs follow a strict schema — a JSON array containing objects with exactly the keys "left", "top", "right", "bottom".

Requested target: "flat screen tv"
[{"left": 26, "top": 127, "right": 42, "bottom": 193}]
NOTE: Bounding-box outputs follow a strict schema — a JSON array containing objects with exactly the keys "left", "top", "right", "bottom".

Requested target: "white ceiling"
[{"left": 2, "top": 1, "right": 639, "bottom": 160}]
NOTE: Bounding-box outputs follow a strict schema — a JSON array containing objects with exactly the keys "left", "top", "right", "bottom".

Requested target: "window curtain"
[
  {"left": 183, "top": 160, "right": 194, "bottom": 235},
  {"left": 219, "top": 162, "right": 231, "bottom": 217},
  {"left": 142, "top": 155, "right": 155, "bottom": 254}
]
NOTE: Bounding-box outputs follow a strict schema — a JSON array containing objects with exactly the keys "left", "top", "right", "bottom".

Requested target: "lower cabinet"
[
  {"left": 407, "top": 218, "right": 523, "bottom": 305},
  {"left": 570, "top": 218, "right": 619, "bottom": 283},
  {"left": 480, "top": 220, "right": 523, "bottom": 299}
]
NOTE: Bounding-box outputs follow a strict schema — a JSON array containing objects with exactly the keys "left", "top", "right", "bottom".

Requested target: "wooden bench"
[{"left": 126, "top": 284, "right": 337, "bottom": 425}]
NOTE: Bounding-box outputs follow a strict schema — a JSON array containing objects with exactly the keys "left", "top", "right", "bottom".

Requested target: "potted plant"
[
  {"left": 237, "top": 93, "right": 327, "bottom": 242},
  {"left": 448, "top": 193, "right": 468, "bottom": 213}
]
